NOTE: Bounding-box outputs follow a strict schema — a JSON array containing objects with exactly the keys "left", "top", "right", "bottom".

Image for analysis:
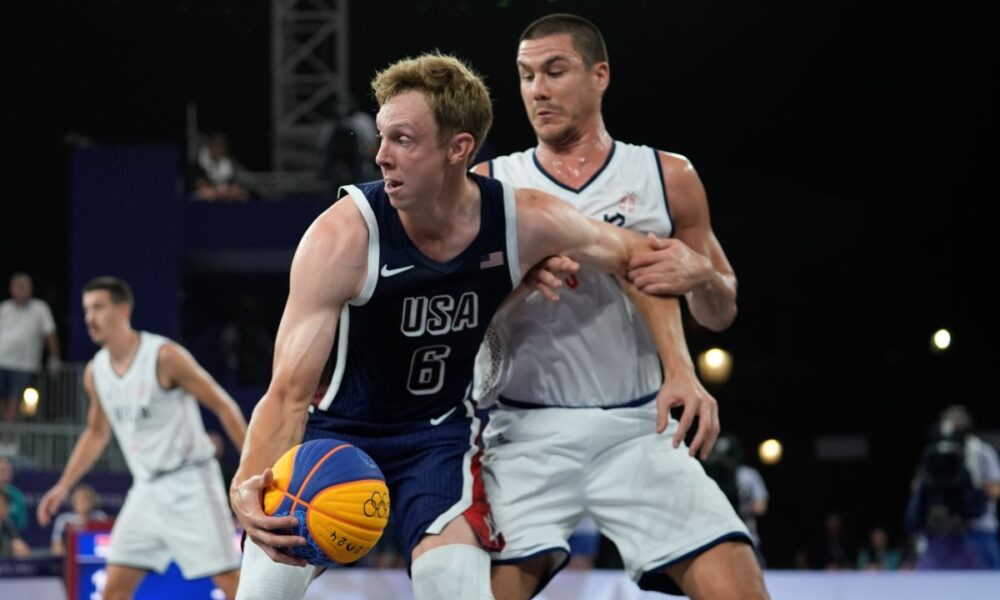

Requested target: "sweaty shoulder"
[
  {"left": 293, "top": 193, "right": 370, "bottom": 301},
  {"left": 155, "top": 340, "right": 195, "bottom": 387},
  {"left": 657, "top": 151, "right": 699, "bottom": 186}
]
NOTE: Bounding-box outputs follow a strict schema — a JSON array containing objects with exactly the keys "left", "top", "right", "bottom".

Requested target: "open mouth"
[{"left": 384, "top": 179, "right": 403, "bottom": 193}]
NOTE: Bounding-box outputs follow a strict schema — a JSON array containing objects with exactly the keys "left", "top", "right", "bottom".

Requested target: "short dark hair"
[
  {"left": 83, "top": 276, "right": 134, "bottom": 307},
  {"left": 519, "top": 13, "right": 608, "bottom": 67}
]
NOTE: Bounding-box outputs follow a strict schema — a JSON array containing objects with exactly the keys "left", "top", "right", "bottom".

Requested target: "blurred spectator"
[
  {"left": 50, "top": 484, "right": 108, "bottom": 556},
  {"left": 944, "top": 406, "right": 1000, "bottom": 569},
  {"left": 905, "top": 405, "right": 999, "bottom": 569},
  {"left": 219, "top": 294, "right": 273, "bottom": 387},
  {"left": 809, "top": 512, "right": 856, "bottom": 569},
  {"left": 0, "top": 272, "right": 61, "bottom": 430},
  {"left": 703, "top": 434, "right": 769, "bottom": 560},
  {"left": 0, "top": 489, "right": 30, "bottom": 558},
  {"left": 320, "top": 93, "right": 378, "bottom": 196},
  {"left": 856, "top": 526, "right": 902, "bottom": 570},
  {"left": 0, "top": 457, "right": 26, "bottom": 531},
  {"left": 566, "top": 516, "right": 600, "bottom": 570},
  {"left": 190, "top": 132, "right": 249, "bottom": 201}
]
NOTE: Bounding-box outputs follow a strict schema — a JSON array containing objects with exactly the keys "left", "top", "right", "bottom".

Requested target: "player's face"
[
  {"left": 517, "top": 33, "right": 606, "bottom": 145},
  {"left": 375, "top": 91, "right": 450, "bottom": 209},
  {"left": 82, "top": 290, "right": 126, "bottom": 345}
]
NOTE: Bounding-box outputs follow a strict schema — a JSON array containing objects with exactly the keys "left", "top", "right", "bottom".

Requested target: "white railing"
[{"left": 0, "top": 364, "right": 128, "bottom": 472}]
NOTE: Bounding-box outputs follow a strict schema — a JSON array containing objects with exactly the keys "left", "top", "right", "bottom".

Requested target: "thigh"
[
  {"left": 308, "top": 412, "right": 501, "bottom": 561},
  {"left": 389, "top": 417, "right": 501, "bottom": 559},
  {"left": 482, "top": 407, "right": 585, "bottom": 564},
  {"left": 107, "top": 484, "right": 171, "bottom": 574},
  {"left": 158, "top": 462, "right": 242, "bottom": 579},
  {"left": 664, "top": 541, "right": 769, "bottom": 600},
  {"left": 583, "top": 405, "right": 751, "bottom": 590}
]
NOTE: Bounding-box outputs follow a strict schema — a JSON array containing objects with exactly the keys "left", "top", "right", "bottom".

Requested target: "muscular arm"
[
  {"left": 158, "top": 343, "right": 247, "bottom": 451},
  {"left": 618, "top": 277, "right": 720, "bottom": 458},
  {"left": 37, "top": 363, "right": 112, "bottom": 526},
  {"left": 515, "top": 188, "right": 647, "bottom": 277},
  {"left": 629, "top": 153, "right": 738, "bottom": 331},
  {"left": 229, "top": 196, "right": 368, "bottom": 563}
]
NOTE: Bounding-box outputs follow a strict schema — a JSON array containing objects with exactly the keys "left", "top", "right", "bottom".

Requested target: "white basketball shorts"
[
  {"left": 481, "top": 400, "right": 751, "bottom": 585},
  {"left": 107, "top": 459, "right": 241, "bottom": 579}
]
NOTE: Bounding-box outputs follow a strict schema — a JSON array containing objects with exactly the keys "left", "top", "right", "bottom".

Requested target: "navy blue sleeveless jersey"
[{"left": 312, "top": 173, "right": 521, "bottom": 423}]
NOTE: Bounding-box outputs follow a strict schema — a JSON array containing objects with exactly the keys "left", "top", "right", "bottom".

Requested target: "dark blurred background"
[{"left": 2, "top": 0, "right": 996, "bottom": 568}]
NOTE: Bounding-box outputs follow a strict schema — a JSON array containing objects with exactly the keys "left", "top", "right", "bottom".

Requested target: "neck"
[
  {"left": 535, "top": 116, "right": 614, "bottom": 182},
  {"left": 105, "top": 329, "right": 139, "bottom": 362},
  {"left": 398, "top": 172, "right": 479, "bottom": 243}
]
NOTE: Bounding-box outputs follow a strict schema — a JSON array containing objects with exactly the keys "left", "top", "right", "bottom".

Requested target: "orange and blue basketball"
[{"left": 264, "top": 439, "right": 390, "bottom": 567}]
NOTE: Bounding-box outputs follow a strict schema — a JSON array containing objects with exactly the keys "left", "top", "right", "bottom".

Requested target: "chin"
[{"left": 536, "top": 124, "right": 571, "bottom": 145}]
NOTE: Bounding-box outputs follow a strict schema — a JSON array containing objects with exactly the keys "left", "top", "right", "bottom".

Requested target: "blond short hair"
[{"left": 372, "top": 53, "right": 492, "bottom": 165}]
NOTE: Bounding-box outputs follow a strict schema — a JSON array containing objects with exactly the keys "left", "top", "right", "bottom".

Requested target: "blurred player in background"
[{"left": 38, "top": 276, "right": 246, "bottom": 600}]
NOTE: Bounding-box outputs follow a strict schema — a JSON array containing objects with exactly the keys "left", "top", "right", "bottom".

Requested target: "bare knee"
[
  {"left": 212, "top": 569, "right": 241, "bottom": 600},
  {"left": 102, "top": 586, "right": 134, "bottom": 600},
  {"left": 491, "top": 553, "right": 562, "bottom": 600}
]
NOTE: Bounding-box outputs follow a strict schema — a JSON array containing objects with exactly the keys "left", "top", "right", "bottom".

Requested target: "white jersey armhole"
[
  {"left": 339, "top": 184, "right": 380, "bottom": 307},
  {"left": 500, "top": 181, "right": 522, "bottom": 288},
  {"left": 317, "top": 185, "right": 380, "bottom": 412}
]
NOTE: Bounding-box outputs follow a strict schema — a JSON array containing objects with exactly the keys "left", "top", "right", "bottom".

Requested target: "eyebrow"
[{"left": 517, "top": 54, "right": 573, "bottom": 71}]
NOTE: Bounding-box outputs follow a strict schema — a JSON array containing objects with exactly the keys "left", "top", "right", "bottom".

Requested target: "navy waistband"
[{"left": 496, "top": 391, "right": 657, "bottom": 410}]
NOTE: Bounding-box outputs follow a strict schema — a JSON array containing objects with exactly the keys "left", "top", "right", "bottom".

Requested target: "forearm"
[
  {"left": 57, "top": 429, "right": 110, "bottom": 491},
  {"left": 687, "top": 270, "right": 737, "bottom": 332},
  {"left": 231, "top": 394, "right": 309, "bottom": 496},
  {"left": 217, "top": 402, "right": 248, "bottom": 452},
  {"left": 47, "top": 333, "right": 61, "bottom": 359},
  {"left": 619, "top": 277, "right": 693, "bottom": 375}
]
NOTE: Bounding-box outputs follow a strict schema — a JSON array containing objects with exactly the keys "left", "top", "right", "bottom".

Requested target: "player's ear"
[
  {"left": 446, "top": 132, "right": 476, "bottom": 166},
  {"left": 592, "top": 61, "right": 609, "bottom": 94}
]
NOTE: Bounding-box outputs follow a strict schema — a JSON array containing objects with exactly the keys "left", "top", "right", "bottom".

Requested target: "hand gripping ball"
[{"left": 264, "top": 439, "right": 390, "bottom": 567}]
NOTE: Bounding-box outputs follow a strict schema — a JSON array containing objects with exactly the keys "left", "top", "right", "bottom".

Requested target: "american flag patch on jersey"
[{"left": 479, "top": 251, "right": 504, "bottom": 270}]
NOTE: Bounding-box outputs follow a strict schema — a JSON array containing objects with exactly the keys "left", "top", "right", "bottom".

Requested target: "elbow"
[
  {"left": 88, "top": 424, "right": 112, "bottom": 448},
  {"left": 696, "top": 303, "right": 737, "bottom": 332}
]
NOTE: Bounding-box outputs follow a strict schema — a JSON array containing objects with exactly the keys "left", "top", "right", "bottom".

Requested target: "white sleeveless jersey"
[
  {"left": 92, "top": 332, "right": 215, "bottom": 481},
  {"left": 481, "top": 141, "right": 673, "bottom": 408}
]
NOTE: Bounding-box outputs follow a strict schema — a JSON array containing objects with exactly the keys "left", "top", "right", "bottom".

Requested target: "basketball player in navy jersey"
[
  {"left": 229, "top": 53, "right": 676, "bottom": 600},
  {"left": 470, "top": 14, "right": 769, "bottom": 600}
]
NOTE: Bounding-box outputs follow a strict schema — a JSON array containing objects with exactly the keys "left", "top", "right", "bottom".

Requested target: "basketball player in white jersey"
[
  {"left": 37, "top": 277, "right": 246, "bottom": 600},
  {"left": 471, "top": 14, "right": 770, "bottom": 600}
]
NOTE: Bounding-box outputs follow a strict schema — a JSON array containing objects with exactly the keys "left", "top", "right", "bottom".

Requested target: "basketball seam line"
[
  {"left": 290, "top": 444, "right": 349, "bottom": 513},
  {"left": 277, "top": 483, "right": 387, "bottom": 534}
]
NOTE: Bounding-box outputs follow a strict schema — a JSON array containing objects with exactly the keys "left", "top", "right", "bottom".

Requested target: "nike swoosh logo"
[
  {"left": 429, "top": 406, "right": 458, "bottom": 426},
  {"left": 381, "top": 264, "right": 415, "bottom": 277}
]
